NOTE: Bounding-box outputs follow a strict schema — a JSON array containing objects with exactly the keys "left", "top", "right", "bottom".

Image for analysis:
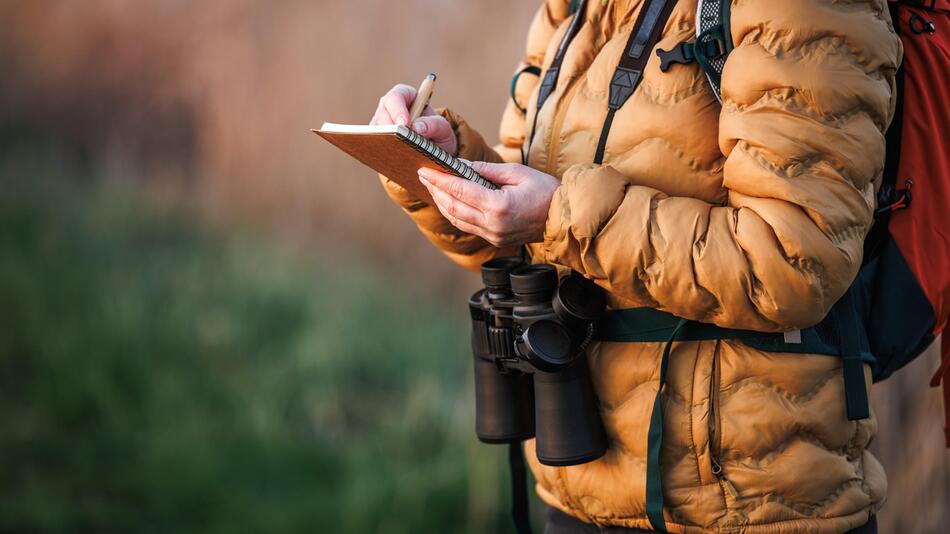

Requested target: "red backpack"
[
  {"left": 874, "top": 0, "right": 950, "bottom": 445},
  {"left": 657, "top": 0, "right": 950, "bottom": 444}
]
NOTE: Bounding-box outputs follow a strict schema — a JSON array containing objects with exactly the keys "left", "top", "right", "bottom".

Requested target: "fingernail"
[
  {"left": 418, "top": 168, "right": 430, "bottom": 180},
  {"left": 413, "top": 120, "right": 427, "bottom": 134}
]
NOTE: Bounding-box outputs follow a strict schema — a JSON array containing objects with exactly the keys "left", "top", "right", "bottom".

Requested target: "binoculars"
[{"left": 468, "top": 257, "right": 608, "bottom": 466}]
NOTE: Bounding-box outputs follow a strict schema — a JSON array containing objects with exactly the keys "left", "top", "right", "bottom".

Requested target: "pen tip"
[{"left": 427, "top": 73, "right": 437, "bottom": 81}]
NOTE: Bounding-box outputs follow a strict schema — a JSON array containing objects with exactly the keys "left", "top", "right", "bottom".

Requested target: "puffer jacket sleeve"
[
  {"left": 541, "top": 0, "right": 902, "bottom": 331},
  {"left": 495, "top": 0, "right": 573, "bottom": 163},
  {"left": 380, "top": 0, "right": 573, "bottom": 271}
]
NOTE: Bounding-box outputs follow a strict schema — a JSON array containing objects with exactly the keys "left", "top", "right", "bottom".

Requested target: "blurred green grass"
[{"left": 0, "top": 147, "right": 530, "bottom": 533}]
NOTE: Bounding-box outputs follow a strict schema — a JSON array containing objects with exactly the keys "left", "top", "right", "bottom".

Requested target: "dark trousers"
[{"left": 544, "top": 507, "right": 879, "bottom": 534}]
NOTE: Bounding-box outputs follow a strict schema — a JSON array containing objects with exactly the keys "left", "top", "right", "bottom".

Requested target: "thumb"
[
  {"left": 412, "top": 115, "right": 456, "bottom": 153},
  {"left": 468, "top": 161, "right": 525, "bottom": 186}
]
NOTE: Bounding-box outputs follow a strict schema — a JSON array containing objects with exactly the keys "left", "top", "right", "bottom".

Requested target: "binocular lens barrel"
[
  {"left": 509, "top": 264, "right": 559, "bottom": 298},
  {"left": 473, "top": 356, "right": 536, "bottom": 443},
  {"left": 533, "top": 361, "right": 608, "bottom": 465},
  {"left": 471, "top": 262, "right": 535, "bottom": 443},
  {"left": 481, "top": 257, "right": 526, "bottom": 289}
]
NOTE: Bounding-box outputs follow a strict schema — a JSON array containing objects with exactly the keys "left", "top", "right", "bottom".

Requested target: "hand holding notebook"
[
  {"left": 315, "top": 75, "right": 559, "bottom": 248},
  {"left": 315, "top": 75, "right": 497, "bottom": 205}
]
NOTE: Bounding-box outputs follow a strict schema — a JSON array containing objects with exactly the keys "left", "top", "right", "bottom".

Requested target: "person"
[{"left": 370, "top": 1, "right": 901, "bottom": 532}]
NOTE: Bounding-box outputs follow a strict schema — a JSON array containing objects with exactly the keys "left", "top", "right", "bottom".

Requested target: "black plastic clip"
[
  {"left": 657, "top": 42, "right": 695, "bottom": 72},
  {"left": 657, "top": 38, "right": 725, "bottom": 73}
]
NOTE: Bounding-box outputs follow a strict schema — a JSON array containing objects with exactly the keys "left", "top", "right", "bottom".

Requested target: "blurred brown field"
[
  {"left": 1, "top": 1, "right": 947, "bottom": 532},
  {"left": 0, "top": 0, "right": 537, "bottom": 299}
]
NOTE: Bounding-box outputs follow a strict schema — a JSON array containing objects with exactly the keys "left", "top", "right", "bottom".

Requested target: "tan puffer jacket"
[{"left": 380, "top": 0, "right": 902, "bottom": 532}]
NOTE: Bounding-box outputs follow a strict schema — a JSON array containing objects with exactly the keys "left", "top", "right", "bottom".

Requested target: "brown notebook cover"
[{"left": 313, "top": 123, "right": 497, "bottom": 205}]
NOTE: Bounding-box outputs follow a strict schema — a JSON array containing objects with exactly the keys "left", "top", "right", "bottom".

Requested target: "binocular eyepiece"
[{"left": 468, "top": 257, "right": 608, "bottom": 466}]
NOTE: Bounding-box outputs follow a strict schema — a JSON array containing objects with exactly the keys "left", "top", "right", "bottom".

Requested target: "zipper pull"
[
  {"left": 711, "top": 457, "right": 740, "bottom": 499},
  {"left": 721, "top": 477, "right": 740, "bottom": 500}
]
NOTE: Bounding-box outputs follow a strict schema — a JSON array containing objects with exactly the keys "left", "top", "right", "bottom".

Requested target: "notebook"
[{"left": 313, "top": 122, "right": 498, "bottom": 204}]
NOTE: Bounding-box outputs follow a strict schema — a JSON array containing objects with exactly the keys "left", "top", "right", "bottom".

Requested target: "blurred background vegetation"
[
  {"left": 0, "top": 1, "right": 946, "bottom": 532},
  {"left": 0, "top": 142, "right": 516, "bottom": 533}
]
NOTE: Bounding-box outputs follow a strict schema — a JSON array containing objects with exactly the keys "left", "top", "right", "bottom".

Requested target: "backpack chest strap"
[{"left": 594, "top": 305, "right": 873, "bottom": 420}]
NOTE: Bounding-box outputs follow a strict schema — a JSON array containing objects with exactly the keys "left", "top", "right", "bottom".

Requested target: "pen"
[{"left": 408, "top": 73, "right": 437, "bottom": 123}]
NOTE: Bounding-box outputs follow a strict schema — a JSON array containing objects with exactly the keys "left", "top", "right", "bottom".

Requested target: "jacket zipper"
[{"left": 709, "top": 345, "right": 739, "bottom": 500}]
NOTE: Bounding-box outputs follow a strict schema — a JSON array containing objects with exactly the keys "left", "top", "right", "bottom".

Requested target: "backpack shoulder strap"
[
  {"left": 594, "top": 0, "right": 677, "bottom": 164},
  {"left": 656, "top": 0, "right": 734, "bottom": 102}
]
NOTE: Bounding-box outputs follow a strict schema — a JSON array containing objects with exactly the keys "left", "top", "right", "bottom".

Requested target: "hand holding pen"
[{"left": 369, "top": 73, "right": 458, "bottom": 157}]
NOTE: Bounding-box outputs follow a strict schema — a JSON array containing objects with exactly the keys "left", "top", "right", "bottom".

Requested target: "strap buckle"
[
  {"left": 657, "top": 42, "right": 695, "bottom": 72},
  {"left": 657, "top": 36, "right": 726, "bottom": 73}
]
